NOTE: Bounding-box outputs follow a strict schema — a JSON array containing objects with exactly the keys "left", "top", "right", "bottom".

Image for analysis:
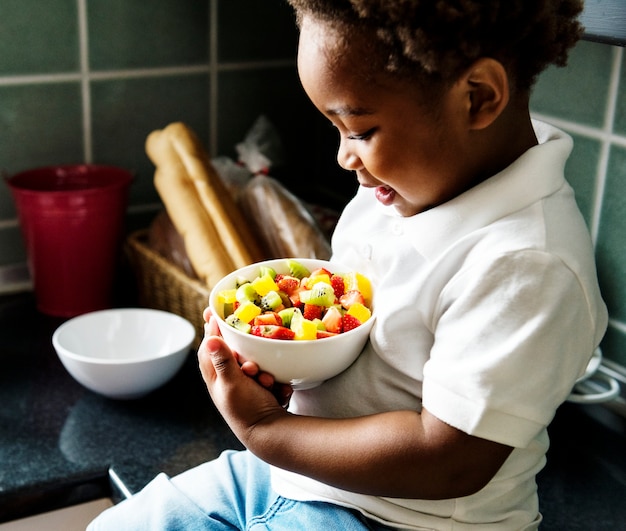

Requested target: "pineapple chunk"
[
  {"left": 294, "top": 318, "right": 319, "bottom": 340},
  {"left": 346, "top": 302, "right": 371, "bottom": 324},
  {"left": 234, "top": 300, "right": 261, "bottom": 324},
  {"left": 305, "top": 273, "right": 331, "bottom": 289},
  {"left": 343, "top": 272, "right": 372, "bottom": 306},
  {"left": 290, "top": 308, "right": 318, "bottom": 340},
  {"left": 217, "top": 289, "right": 237, "bottom": 304},
  {"left": 217, "top": 289, "right": 237, "bottom": 317},
  {"left": 251, "top": 273, "right": 279, "bottom": 296}
]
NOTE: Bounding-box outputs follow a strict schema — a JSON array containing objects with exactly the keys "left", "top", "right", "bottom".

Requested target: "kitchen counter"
[
  {"left": 1, "top": 291, "right": 625, "bottom": 529},
  {"left": 0, "top": 291, "right": 243, "bottom": 523}
]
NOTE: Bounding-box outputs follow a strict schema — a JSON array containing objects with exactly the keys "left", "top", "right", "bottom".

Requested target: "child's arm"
[{"left": 199, "top": 316, "right": 512, "bottom": 500}]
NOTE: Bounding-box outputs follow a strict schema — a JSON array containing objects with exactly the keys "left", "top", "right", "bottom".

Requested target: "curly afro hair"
[{"left": 286, "top": 0, "right": 583, "bottom": 92}]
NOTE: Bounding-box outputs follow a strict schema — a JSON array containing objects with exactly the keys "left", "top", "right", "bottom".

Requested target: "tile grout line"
[
  {"left": 595, "top": 47, "right": 625, "bottom": 355},
  {"left": 77, "top": 0, "right": 92, "bottom": 163},
  {"left": 609, "top": 318, "right": 626, "bottom": 335},
  {"left": 217, "top": 59, "right": 295, "bottom": 71},
  {"left": 0, "top": 73, "right": 82, "bottom": 85},
  {"left": 529, "top": 112, "right": 626, "bottom": 147},
  {"left": 209, "top": 0, "right": 219, "bottom": 156},
  {"left": 589, "top": 45, "right": 623, "bottom": 244},
  {"left": 0, "top": 63, "right": 291, "bottom": 87},
  {"left": 89, "top": 65, "right": 210, "bottom": 80},
  {"left": 0, "top": 61, "right": 293, "bottom": 87}
]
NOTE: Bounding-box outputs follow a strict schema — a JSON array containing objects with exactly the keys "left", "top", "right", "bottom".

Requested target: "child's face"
[{"left": 297, "top": 18, "right": 476, "bottom": 217}]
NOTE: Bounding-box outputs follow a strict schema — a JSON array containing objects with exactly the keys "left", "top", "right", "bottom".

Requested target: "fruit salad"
[{"left": 215, "top": 259, "right": 373, "bottom": 340}]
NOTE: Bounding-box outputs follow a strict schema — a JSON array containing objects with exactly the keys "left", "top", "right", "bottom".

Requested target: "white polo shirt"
[{"left": 271, "top": 121, "right": 608, "bottom": 530}]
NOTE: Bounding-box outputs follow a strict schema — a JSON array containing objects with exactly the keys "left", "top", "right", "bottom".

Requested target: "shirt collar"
[{"left": 379, "top": 120, "right": 573, "bottom": 260}]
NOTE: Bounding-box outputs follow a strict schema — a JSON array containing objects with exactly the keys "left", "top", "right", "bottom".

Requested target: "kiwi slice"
[
  {"left": 225, "top": 314, "right": 251, "bottom": 333},
  {"left": 287, "top": 259, "right": 310, "bottom": 280},
  {"left": 260, "top": 290, "right": 283, "bottom": 312},
  {"left": 236, "top": 283, "right": 260, "bottom": 304},
  {"left": 259, "top": 265, "right": 277, "bottom": 280},
  {"left": 300, "top": 282, "right": 335, "bottom": 307},
  {"left": 278, "top": 307, "right": 298, "bottom": 327},
  {"left": 235, "top": 276, "right": 250, "bottom": 288}
]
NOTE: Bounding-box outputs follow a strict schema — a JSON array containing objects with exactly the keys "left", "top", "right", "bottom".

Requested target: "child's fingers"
[
  {"left": 240, "top": 360, "right": 259, "bottom": 377},
  {"left": 204, "top": 315, "right": 221, "bottom": 337}
]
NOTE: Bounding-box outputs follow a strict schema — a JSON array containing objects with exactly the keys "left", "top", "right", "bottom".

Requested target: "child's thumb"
[{"left": 203, "top": 336, "right": 237, "bottom": 378}]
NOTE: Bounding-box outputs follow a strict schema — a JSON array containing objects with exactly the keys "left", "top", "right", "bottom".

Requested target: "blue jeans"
[{"left": 88, "top": 450, "right": 396, "bottom": 530}]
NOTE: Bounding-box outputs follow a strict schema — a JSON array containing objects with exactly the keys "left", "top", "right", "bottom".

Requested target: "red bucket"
[{"left": 6, "top": 164, "right": 133, "bottom": 317}]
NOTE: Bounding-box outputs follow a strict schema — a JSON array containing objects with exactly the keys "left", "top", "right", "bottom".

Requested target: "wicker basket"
[{"left": 125, "top": 229, "right": 211, "bottom": 347}]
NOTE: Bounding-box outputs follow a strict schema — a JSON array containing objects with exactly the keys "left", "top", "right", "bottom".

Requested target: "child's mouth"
[{"left": 374, "top": 185, "right": 396, "bottom": 206}]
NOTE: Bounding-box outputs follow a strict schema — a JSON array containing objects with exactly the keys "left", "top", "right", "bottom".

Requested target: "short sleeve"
[{"left": 422, "top": 250, "right": 597, "bottom": 447}]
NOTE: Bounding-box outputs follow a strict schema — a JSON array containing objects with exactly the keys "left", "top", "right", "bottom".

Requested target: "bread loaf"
[
  {"left": 239, "top": 174, "right": 332, "bottom": 260},
  {"left": 148, "top": 210, "right": 197, "bottom": 279}
]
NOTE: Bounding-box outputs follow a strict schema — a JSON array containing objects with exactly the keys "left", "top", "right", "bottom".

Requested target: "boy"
[{"left": 90, "top": 1, "right": 607, "bottom": 529}]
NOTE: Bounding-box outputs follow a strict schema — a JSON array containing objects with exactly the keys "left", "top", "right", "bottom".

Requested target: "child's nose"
[{"left": 337, "top": 139, "right": 363, "bottom": 171}]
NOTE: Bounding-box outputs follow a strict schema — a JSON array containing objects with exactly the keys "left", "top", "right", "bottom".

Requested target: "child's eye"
[{"left": 347, "top": 128, "right": 375, "bottom": 141}]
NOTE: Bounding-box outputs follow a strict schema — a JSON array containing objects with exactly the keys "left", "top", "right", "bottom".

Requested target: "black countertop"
[{"left": 1, "top": 291, "right": 625, "bottom": 529}]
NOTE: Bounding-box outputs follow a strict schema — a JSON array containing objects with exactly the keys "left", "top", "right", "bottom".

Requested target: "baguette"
[
  {"left": 146, "top": 125, "right": 235, "bottom": 286},
  {"left": 165, "top": 123, "right": 264, "bottom": 268}
]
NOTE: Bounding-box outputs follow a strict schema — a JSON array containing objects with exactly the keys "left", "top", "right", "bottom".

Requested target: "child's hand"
[
  {"left": 198, "top": 308, "right": 292, "bottom": 440},
  {"left": 202, "top": 307, "right": 292, "bottom": 405}
]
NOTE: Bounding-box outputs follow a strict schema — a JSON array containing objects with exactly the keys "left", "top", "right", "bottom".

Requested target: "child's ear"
[{"left": 463, "top": 58, "right": 510, "bottom": 130}]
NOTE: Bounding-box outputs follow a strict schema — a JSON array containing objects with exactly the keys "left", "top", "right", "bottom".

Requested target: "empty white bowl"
[
  {"left": 209, "top": 258, "right": 375, "bottom": 390},
  {"left": 52, "top": 308, "right": 195, "bottom": 399}
]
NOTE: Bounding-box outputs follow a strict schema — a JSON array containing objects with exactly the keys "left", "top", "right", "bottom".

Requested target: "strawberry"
[
  {"left": 310, "top": 267, "right": 333, "bottom": 277},
  {"left": 251, "top": 325, "right": 295, "bottom": 340},
  {"left": 330, "top": 274, "right": 345, "bottom": 299},
  {"left": 342, "top": 314, "right": 361, "bottom": 332},
  {"left": 316, "top": 330, "right": 339, "bottom": 339},
  {"left": 289, "top": 291, "right": 303, "bottom": 309},
  {"left": 253, "top": 312, "right": 282, "bottom": 326},
  {"left": 339, "top": 290, "right": 365, "bottom": 310},
  {"left": 321, "top": 306, "right": 343, "bottom": 334},
  {"left": 277, "top": 275, "right": 301, "bottom": 295},
  {"left": 303, "top": 303, "right": 323, "bottom": 321}
]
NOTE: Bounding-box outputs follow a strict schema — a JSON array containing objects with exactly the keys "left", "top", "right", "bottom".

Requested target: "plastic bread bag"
[
  {"left": 235, "top": 115, "right": 286, "bottom": 174},
  {"left": 210, "top": 115, "right": 284, "bottom": 203},
  {"left": 239, "top": 174, "right": 332, "bottom": 260},
  {"left": 211, "top": 155, "right": 253, "bottom": 202}
]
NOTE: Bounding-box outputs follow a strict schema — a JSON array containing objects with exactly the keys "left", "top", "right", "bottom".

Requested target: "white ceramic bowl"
[
  {"left": 209, "top": 258, "right": 375, "bottom": 390},
  {"left": 52, "top": 308, "right": 195, "bottom": 399}
]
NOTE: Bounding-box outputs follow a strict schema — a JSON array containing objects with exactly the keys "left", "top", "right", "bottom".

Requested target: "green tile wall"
[
  {"left": 596, "top": 146, "right": 626, "bottom": 322},
  {"left": 0, "top": 0, "right": 79, "bottom": 75},
  {"left": 87, "top": 0, "right": 209, "bottom": 70},
  {"left": 530, "top": 41, "right": 626, "bottom": 369},
  {"left": 0, "top": 2, "right": 625, "bottom": 373},
  {"left": 0, "top": 82, "right": 84, "bottom": 214},
  {"left": 563, "top": 133, "right": 601, "bottom": 225},
  {"left": 90, "top": 74, "right": 211, "bottom": 204},
  {"left": 532, "top": 40, "right": 613, "bottom": 127}
]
